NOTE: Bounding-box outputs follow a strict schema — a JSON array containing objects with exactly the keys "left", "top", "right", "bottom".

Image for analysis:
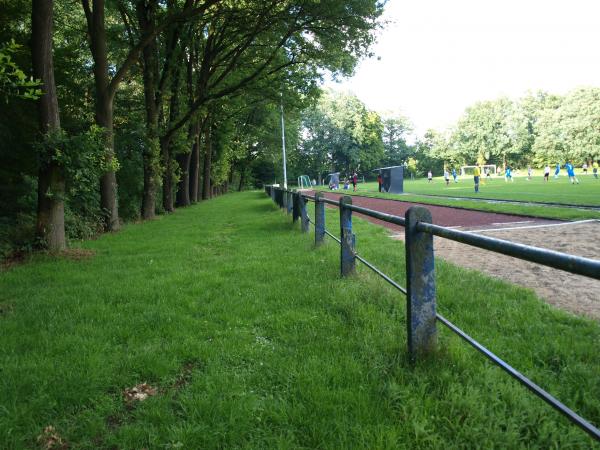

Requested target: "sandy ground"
[
  {"left": 310, "top": 191, "right": 599, "bottom": 320},
  {"left": 393, "top": 220, "right": 600, "bottom": 320}
]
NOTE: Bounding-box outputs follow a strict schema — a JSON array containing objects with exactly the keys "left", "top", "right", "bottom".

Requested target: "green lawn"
[{"left": 1, "top": 191, "right": 599, "bottom": 448}]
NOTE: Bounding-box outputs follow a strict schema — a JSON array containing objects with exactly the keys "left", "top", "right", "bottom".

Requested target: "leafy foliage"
[{"left": 0, "top": 40, "right": 41, "bottom": 101}]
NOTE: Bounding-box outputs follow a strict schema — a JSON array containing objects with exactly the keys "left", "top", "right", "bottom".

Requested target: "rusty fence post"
[
  {"left": 405, "top": 206, "right": 437, "bottom": 360},
  {"left": 292, "top": 191, "right": 300, "bottom": 222},
  {"left": 339, "top": 196, "right": 355, "bottom": 276},
  {"left": 282, "top": 189, "right": 288, "bottom": 211},
  {"left": 300, "top": 194, "right": 309, "bottom": 233},
  {"left": 314, "top": 192, "right": 325, "bottom": 245}
]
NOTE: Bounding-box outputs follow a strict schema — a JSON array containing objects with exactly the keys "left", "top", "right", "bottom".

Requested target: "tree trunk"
[
  {"left": 32, "top": 0, "right": 66, "bottom": 251},
  {"left": 137, "top": 0, "right": 160, "bottom": 220},
  {"left": 161, "top": 136, "right": 174, "bottom": 212},
  {"left": 85, "top": 0, "right": 120, "bottom": 231},
  {"left": 175, "top": 150, "right": 191, "bottom": 207},
  {"left": 189, "top": 130, "right": 200, "bottom": 202},
  {"left": 238, "top": 168, "right": 245, "bottom": 191},
  {"left": 202, "top": 124, "right": 212, "bottom": 200}
]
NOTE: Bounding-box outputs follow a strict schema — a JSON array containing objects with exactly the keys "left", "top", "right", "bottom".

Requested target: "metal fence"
[{"left": 265, "top": 185, "right": 600, "bottom": 441}]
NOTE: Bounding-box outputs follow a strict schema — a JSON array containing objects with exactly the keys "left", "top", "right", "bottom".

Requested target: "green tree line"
[
  {"left": 0, "top": 0, "right": 384, "bottom": 256},
  {"left": 424, "top": 88, "right": 600, "bottom": 170}
]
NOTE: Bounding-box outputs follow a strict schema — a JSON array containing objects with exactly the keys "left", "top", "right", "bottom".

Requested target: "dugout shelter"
[{"left": 373, "top": 165, "right": 404, "bottom": 193}]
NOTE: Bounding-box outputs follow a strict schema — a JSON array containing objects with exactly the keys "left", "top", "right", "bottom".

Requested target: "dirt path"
[{"left": 314, "top": 192, "right": 600, "bottom": 320}]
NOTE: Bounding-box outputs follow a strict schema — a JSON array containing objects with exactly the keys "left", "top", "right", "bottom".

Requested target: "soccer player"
[
  {"left": 505, "top": 165, "right": 514, "bottom": 182},
  {"left": 444, "top": 168, "right": 450, "bottom": 186},
  {"left": 527, "top": 165, "right": 532, "bottom": 180},
  {"left": 554, "top": 163, "right": 561, "bottom": 179},
  {"left": 452, "top": 168, "right": 458, "bottom": 183},
  {"left": 543, "top": 165, "right": 550, "bottom": 182},
  {"left": 427, "top": 170, "right": 433, "bottom": 183},
  {"left": 473, "top": 164, "right": 481, "bottom": 193},
  {"left": 593, "top": 160, "right": 599, "bottom": 179},
  {"left": 565, "top": 161, "right": 579, "bottom": 184}
]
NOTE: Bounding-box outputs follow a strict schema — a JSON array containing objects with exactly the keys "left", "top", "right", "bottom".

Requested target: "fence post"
[
  {"left": 271, "top": 186, "right": 276, "bottom": 203},
  {"left": 282, "top": 189, "right": 288, "bottom": 211},
  {"left": 340, "top": 196, "right": 355, "bottom": 276},
  {"left": 300, "top": 194, "right": 309, "bottom": 232},
  {"left": 314, "top": 192, "right": 325, "bottom": 246},
  {"left": 405, "top": 206, "right": 437, "bottom": 360},
  {"left": 287, "top": 191, "right": 293, "bottom": 215},
  {"left": 292, "top": 191, "right": 300, "bottom": 222}
]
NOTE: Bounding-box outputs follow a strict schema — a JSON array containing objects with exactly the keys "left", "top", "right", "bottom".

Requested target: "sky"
[{"left": 326, "top": 0, "right": 600, "bottom": 138}]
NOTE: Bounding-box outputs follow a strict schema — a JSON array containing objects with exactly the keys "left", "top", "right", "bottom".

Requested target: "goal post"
[{"left": 460, "top": 165, "right": 497, "bottom": 176}]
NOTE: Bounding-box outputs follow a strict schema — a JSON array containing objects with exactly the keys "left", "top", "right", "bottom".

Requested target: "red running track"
[{"left": 314, "top": 191, "right": 559, "bottom": 232}]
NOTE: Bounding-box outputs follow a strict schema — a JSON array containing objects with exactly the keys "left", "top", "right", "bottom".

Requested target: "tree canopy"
[{"left": 0, "top": 0, "right": 384, "bottom": 255}]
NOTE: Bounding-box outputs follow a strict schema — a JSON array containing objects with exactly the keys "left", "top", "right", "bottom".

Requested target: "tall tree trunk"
[
  {"left": 161, "top": 135, "right": 174, "bottom": 212},
  {"left": 137, "top": 0, "right": 160, "bottom": 220},
  {"left": 175, "top": 149, "right": 191, "bottom": 207},
  {"left": 202, "top": 123, "right": 212, "bottom": 200},
  {"left": 189, "top": 129, "right": 200, "bottom": 202},
  {"left": 84, "top": 0, "right": 120, "bottom": 231},
  {"left": 238, "top": 168, "right": 245, "bottom": 191},
  {"left": 32, "top": 0, "right": 65, "bottom": 251}
]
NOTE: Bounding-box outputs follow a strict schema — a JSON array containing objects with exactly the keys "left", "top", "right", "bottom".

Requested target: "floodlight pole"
[{"left": 280, "top": 98, "right": 288, "bottom": 189}]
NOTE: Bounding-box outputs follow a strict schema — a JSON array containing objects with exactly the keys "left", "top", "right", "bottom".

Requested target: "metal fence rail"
[{"left": 264, "top": 185, "right": 600, "bottom": 441}]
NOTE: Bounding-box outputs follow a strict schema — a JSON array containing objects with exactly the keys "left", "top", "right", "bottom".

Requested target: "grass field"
[
  {"left": 319, "top": 174, "right": 600, "bottom": 221},
  {"left": 1, "top": 191, "right": 599, "bottom": 448},
  {"left": 403, "top": 173, "right": 600, "bottom": 206}
]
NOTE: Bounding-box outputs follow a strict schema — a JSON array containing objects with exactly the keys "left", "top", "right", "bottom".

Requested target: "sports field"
[
  {"left": 318, "top": 174, "right": 600, "bottom": 221},
  {"left": 369, "top": 173, "right": 600, "bottom": 206}
]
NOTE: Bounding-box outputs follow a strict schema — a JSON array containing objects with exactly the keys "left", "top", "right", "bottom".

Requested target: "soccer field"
[{"left": 362, "top": 173, "right": 600, "bottom": 206}]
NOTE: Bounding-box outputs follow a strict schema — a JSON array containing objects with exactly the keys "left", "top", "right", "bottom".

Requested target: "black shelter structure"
[{"left": 373, "top": 165, "right": 404, "bottom": 193}]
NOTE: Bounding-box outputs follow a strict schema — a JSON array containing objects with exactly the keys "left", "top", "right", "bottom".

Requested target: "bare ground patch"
[{"left": 394, "top": 221, "right": 600, "bottom": 320}]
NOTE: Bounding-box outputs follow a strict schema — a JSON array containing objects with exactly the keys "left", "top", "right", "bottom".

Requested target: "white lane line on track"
[
  {"left": 467, "top": 219, "right": 599, "bottom": 234},
  {"left": 491, "top": 221, "right": 532, "bottom": 225}
]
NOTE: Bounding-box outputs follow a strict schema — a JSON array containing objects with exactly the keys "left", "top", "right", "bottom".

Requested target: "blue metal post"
[
  {"left": 300, "top": 194, "right": 309, "bottom": 232},
  {"left": 340, "top": 196, "right": 355, "bottom": 276},
  {"left": 405, "top": 206, "right": 437, "bottom": 359},
  {"left": 314, "top": 192, "right": 325, "bottom": 246},
  {"left": 292, "top": 191, "right": 300, "bottom": 222}
]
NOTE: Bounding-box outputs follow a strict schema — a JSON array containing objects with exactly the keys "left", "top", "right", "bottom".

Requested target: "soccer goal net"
[
  {"left": 297, "top": 175, "right": 312, "bottom": 190},
  {"left": 460, "top": 165, "right": 497, "bottom": 176}
]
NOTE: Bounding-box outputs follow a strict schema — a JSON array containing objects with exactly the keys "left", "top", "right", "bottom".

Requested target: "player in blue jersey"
[
  {"left": 554, "top": 163, "right": 561, "bottom": 179},
  {"left": 504, "top": 165, "right": 514, "bottom": 182},
  {"left": 565, "top": 161, "right": 579, "bottom": 184}
]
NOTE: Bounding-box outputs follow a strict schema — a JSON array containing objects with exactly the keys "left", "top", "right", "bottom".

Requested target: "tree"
[
  {"left": 381, "top": 114, "right": 413, "bottom": 167},
  {"left": 533, "top": 87, "right": 600, "bottom": 164},
  {"left": 32, "top": 0, "right": 65, "bottom": 251},
  {"left": 449, "top": 98, "right": 529, "bottom": 167},
  {"left": 296, "top": 90, "right": 384, "bottom": 179}
]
